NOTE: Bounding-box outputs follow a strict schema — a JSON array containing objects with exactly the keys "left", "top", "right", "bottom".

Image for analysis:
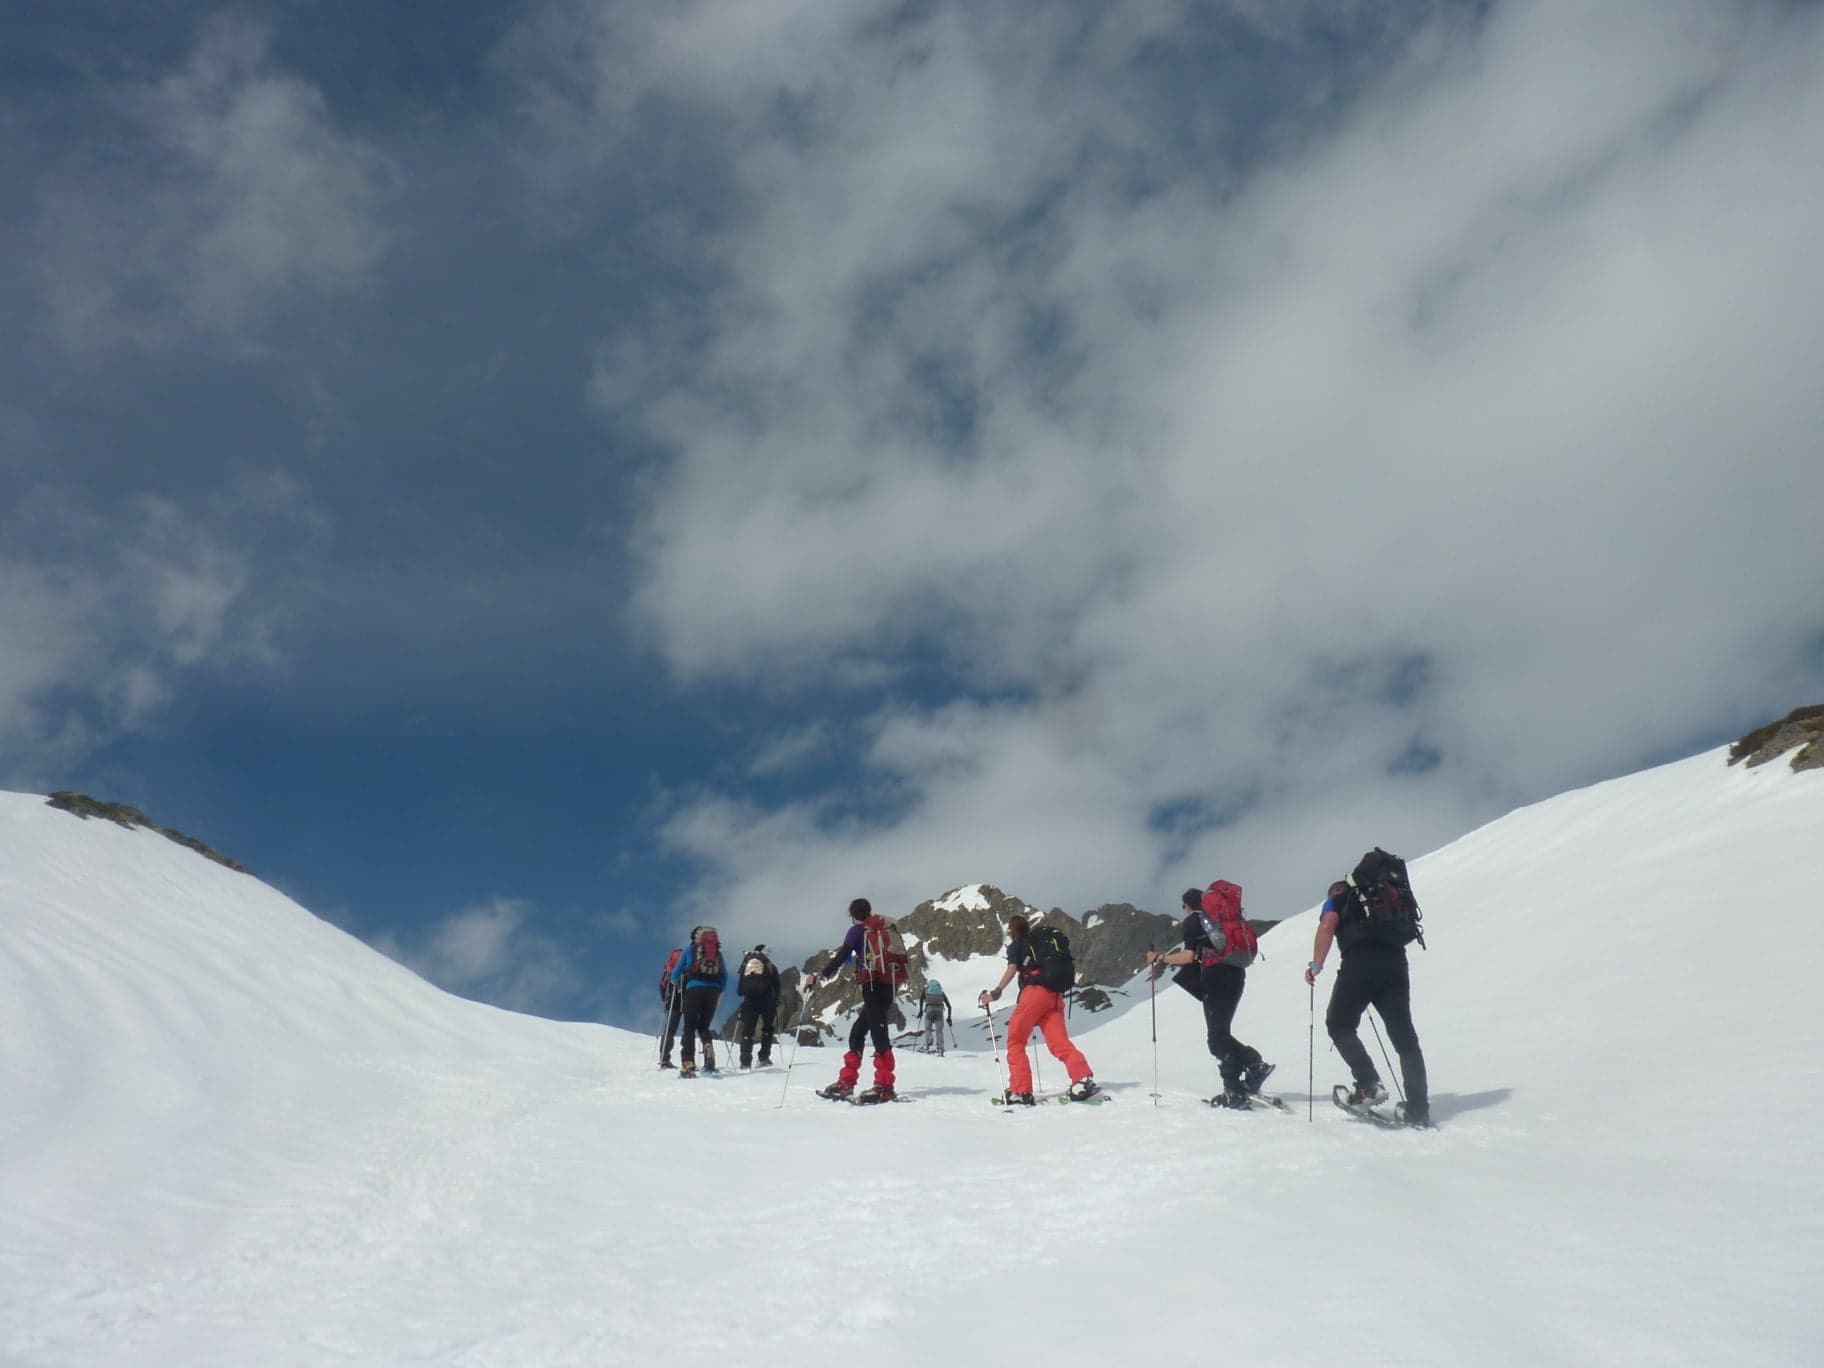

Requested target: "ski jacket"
[
  {"left": 818, "top": 922, "right": 867, "bottom": 979},
  {"left": 921, "top": 991, "right": 952, "bottom": 1022},
  {"left": 1006, "top": 938, "right": 1038, "bottom": 987}
]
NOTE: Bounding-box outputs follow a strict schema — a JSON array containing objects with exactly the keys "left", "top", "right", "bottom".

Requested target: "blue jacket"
[{"left": 672, "top": 945, "right": 727, "bottom": 992}]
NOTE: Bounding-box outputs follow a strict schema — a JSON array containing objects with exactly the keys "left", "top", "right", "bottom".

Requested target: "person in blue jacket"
[{"left": 671, "top": 926, "right": 728, "bottom": 1077}]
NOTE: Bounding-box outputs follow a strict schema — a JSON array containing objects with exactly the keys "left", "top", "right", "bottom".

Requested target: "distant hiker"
[
  {"left": 657, "top": 944, "right": 686, "bottom": 1070},
  {"left": 804, "top": 898, "right": 905, "bottom": 1104},
  {"left": 918, "top": 979, "right": 953, "bottom": 1054},
  {"left": 670, "top": 925, "right": 727, "bottom": 1078},
  {"left": 1146, "top": 884, "right": 1274, "bottom": 1108},
  {"left": 734, "top": 943, "right": 781, "bottom": 1069},
  {"left": 1306, "top": 851, "right": 1430, "bottom": 1127},
  {"left": 979, "top": 914, "right": 1099, "bottom": 1105}
]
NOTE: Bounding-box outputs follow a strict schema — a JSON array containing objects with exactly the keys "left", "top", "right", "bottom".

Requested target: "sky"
[
  {"left": 4, "top": 743, "right": 1822, "bottom": 1365},
  {"left": 3, "top": 0, "right": 1822, "bottom": 1028}
]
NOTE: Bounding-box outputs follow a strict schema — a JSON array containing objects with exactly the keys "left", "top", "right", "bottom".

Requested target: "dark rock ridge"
[
  {"left": 44, "top": 793, "right": 249, "bottom": 873},
  {"left": 1728, "top": 706, "right": 1824, "bottom": 773},
  {"left": 734, "top": 884, "right": 1273, "bottom": 1046}
]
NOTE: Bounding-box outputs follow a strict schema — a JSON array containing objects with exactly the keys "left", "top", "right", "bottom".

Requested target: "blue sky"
[{"left": 5, "top": 0, "right": 1822, "bottom": 1030}]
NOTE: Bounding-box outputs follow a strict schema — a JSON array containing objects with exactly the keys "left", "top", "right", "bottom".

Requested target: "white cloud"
[
  {"left": 33, "top": 15, "right": 392, "bottom": 352},
  {"left": 511, "top": 0, "right": 1824, "bottom": 953},
  {"left": 376, "top": 897, "right": 583, "bottom": 1016}
]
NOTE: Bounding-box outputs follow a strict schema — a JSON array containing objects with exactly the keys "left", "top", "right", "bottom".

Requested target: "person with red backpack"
[
  {"left": 669, "top": 926, "right": 727, "bottom": 1078},
  {"left": 1146, "top": 883, "right": 1273, "bottom": 1108},
  {"left": 978, "top": 914, "right": 1100, "bottom": 1105},
  {"left": 804, "top": 898, "right": 905, "bottom": 1104}
]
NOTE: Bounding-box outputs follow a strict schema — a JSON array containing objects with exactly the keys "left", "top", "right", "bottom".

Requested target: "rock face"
[
  {"left": 744, "top": 884, "right": 1247, "bottom": 1046},
  {"left": 44, "top": 793, "right": 249, "bottom": 873},
  {"left": 1729, "top": 706, "right": 1824, "bottom": 773}
]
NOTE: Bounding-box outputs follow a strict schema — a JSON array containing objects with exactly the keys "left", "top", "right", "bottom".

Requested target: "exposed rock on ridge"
[{"left": 1727, "top": 706, "right": 1824, "bottom": 773}]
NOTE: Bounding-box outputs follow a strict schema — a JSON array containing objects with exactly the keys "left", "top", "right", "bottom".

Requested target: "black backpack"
[
  {"left": 1341, "top": 848, "right": 1426, "bottom": 951},
  {"left": 737, "top": 949, "right": 775, "bottom": 997},
  {"left": 1025, "top": 925, "right": 1075, "bottom": 992}
]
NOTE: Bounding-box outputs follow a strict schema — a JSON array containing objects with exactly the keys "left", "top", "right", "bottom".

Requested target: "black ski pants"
[
  {"left": 1326, "top": 944, "right": 1427, "bottom": 1110},
  {"left": 1197, "top": 961, "right": 1264, "bottom": 1090},
  {"left": 737, "top": 992, "right": 778, "bottom": 1065},
  {"left": 848, "top": 981, "right": 894, "bottom": 1055},
  {"left": 678, "top": 985, "right": 721, "bottom": 1068}
]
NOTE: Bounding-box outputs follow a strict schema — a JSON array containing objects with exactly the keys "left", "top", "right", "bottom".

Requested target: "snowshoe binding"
[{"left": 816, "top": 1081, "right": 855, "bottom": 1101}]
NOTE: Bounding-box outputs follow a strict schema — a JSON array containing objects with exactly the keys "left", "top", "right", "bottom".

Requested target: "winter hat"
[
  {"left": 848, "top": 898, "right": 872, "bottom": 919},
  {"left": 1181, "top": 887, "right": 1204, "bottom": 911}
]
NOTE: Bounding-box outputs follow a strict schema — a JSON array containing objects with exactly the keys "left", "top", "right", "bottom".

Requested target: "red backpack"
[
  {"left": 659, "top": 947, "right": 683, "bottom": 998},
  {"left": 688, "top": 926, "right": 722, "bottom": 978},
  {"left": 1197, "top": 881, "right": 1259, "bottom": 969},
  {"left": 860, "top": 914, "right": 910, "bottom": 988}
]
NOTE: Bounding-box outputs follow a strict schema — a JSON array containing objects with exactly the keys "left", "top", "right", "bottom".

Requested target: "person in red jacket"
[{"left": 978, "top": 914, "right": 1100, "bottom": 1105}]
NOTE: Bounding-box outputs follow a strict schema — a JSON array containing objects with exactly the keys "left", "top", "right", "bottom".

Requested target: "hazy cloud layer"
[
  {"left": 526, "top": 0, "right": 1824, "bottom": 937},
  {"left": 375, "top": 897, "right": 583, "bottom": 1016}
]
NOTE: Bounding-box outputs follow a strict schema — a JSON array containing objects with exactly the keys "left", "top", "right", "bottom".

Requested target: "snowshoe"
[
  {"left": 853, "top": 1086, "right": 897, "bottom": 1105},
  {"left": 658, "top": 1060, "right": 676, "bottom": 1070},
  {"left": 1208, "top": 1088, "right": 1253, "bottom": 1110},
  {"left": 994, "top": 1090, "right": 1037, "bottom": 1107},
  {"left": 816, "top": 1081, "right": 855, "bottom": 1101},
  {"left": 1394, "top": 1101, "right": 1434, "bottom": 1129}
]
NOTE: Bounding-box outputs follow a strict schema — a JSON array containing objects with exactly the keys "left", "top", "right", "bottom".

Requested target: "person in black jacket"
[
  {"left": 1306, "top": 881, "right": 1430, "bottom": 1126},
  {"left": 1146, "top": 887, "right": 1273, "bottom": 1107},
  {"left": 734, "top": 944, "right": 781, "bottom": 1069}
]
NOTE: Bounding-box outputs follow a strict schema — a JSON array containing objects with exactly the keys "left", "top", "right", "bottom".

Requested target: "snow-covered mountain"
[{"left": 4, "top": 734, "right": 1822, "bottom": 1367}]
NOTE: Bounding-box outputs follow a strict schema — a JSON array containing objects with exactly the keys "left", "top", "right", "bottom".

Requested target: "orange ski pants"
[{"left": 1006, "top": 985, "right": 1090, "bottom": 1093}]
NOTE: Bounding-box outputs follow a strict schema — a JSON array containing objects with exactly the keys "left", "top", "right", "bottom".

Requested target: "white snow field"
[{"left": 4, "top": 747, "right": 1822, "bottom": 1367}]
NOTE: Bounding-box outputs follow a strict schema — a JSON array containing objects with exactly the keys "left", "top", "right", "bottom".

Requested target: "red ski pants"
[{"left": 1005, "top": 985, "right": 1090, "bottom": 1093}]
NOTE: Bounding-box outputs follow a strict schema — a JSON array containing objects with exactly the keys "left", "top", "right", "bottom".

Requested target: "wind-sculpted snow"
[{"left": 4, "top": 751, "right": 1823, "bottom": 1366}]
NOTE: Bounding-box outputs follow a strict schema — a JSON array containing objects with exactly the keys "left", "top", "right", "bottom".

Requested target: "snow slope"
[{"left": 3, "top": 749, "right": 1821, "bottom": 1367}]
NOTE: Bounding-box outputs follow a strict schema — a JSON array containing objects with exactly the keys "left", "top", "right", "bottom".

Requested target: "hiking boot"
[
  {"left": 1001, "top": 1090, "right": 1037, "bottom": 1106},
  {"left": 1395, "top": 1101, "right": 1433, "bottom": 1128},
  {"left": 817, "top": 1081, "right": 855, "bottom": 1101},
  {"left": 659, "top": 1059, "right": 676, "bottom": 1070},
  {"left": 856, "top": 1085, "right": 896, "bottom": 1104},
  {"left": 1212, "top": 1088, "right": 1253, "bottom": 1109},
  {"left": 1243, "top": 1060, "right": 1276, "bottom": 1095},
  {"left": 1344, "top": 1080, "right": 1389, "bottom": 1109},
  {"left": 1067, "top": 1077, "right": 1103, "bottom": 1102},
  {"left": 757, "top": 1054, "right": 772, "bottom": 1068},
  {"left": 679, "top": 1062, "right": 697, "bottom": 1078}
]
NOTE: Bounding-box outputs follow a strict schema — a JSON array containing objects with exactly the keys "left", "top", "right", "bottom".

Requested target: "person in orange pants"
[{"left": 978, "top": 914, "right": 1101, "bottom": 1105}]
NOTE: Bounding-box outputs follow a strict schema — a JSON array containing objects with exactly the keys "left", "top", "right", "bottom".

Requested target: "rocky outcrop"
[
  {"left": 44, "top": 793, "right": 250, "bottom": 873},
  {"left": 1729, "top": 706, "right": 1824, "bottom": 773}
]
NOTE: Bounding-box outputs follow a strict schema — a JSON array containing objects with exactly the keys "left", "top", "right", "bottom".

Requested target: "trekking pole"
[
  {"left": 1148, "top": 947, "right": 1160, "bottom": 1107},
  {"left": 1307, "top": 980, "right": 1315, "bottom": 1123},
  {"left": 1368, "top": 1010, "right": 1406, "bottom": 1103},
  {"left": 657, "top": 986, "right": 682, "bottom": 1065},
  {"left": 984, "top": 1003, "right": 1000, "bottom": 1062},
  {"left": 775, "top": 991, "right": 814, "bottom": 1110}
]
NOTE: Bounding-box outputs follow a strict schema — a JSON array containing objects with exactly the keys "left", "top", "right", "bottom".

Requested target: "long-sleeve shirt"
[{"left": 819, "top": 922, "right": 866, "bottom": 978}]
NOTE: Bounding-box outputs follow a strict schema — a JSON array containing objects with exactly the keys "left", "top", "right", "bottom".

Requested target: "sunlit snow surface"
[{"left": 4, "top": 749, "right": 1822, "bottom": 1366}]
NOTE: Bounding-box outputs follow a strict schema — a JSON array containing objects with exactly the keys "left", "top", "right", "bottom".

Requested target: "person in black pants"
[
  {"left": 734, "top": 944, "right": 781, "bottom": 1069},
  {"left": 1306, "top": 881, "right": 1430, "bottom": 1126},
  {"left": 804, "top": 898, "right": 898, "bottom": 1102},
  {"left": 669, "top": 926, "right": 728, "bottom": 1077},
  {"left": 1146, "top": 887, "right": 1272, "bottom": 1106}
]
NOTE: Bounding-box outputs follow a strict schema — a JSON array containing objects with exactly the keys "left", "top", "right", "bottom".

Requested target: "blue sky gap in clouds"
[{"left": 2, "top": 0, "right": 1821, "bottom": 1027}]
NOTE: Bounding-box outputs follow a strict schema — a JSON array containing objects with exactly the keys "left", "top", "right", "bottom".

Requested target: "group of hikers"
[{"left": 654, "top": 849, "right": 1431, "bottom": 1127}]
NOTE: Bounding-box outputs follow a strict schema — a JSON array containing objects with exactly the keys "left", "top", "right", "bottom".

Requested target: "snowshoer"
[
  {"left": 657, "top": 945, "right": 685, "bottom": 1069},
  {"left": 671, "top": 926, "right": 727, "bottom": 1078},
  {"left": 979, "top": 914, "right": 1098, "bottom": 1106},
  {"left": 1146, "top": 885, "right": 1273, "bottom": 1108},
  {"left": 734, "top": 944, "right": 781, "bottom": 1069},
  {"left": 1307, "top": 873, "right": 1430, "bottom": 1127},
  {"left": 805, "top": 898, "right": 901, "bottom": 1103},
  {"left": 918, "top": 979, "right": 953, "bottom": 1054}
]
